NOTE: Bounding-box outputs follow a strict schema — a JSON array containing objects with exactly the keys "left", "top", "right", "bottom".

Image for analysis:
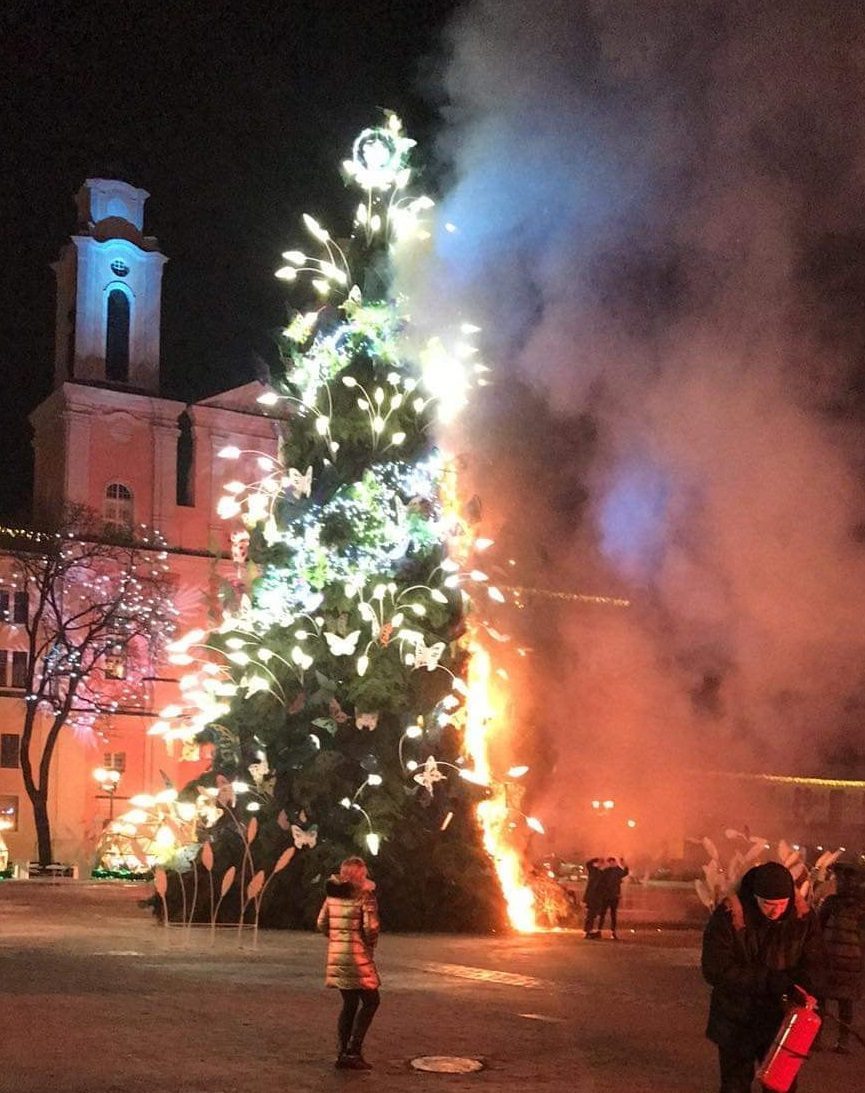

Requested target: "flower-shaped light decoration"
[{"left": 344, "top": 112, "right": 416, "bottom": 191}]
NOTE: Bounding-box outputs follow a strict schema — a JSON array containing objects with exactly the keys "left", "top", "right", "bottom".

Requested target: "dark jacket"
[
  {"left": 701, "top": 866, "right": 825, "bottom": 1051},
  {"left": 317, "top": 877, "right": 380, "bottom": 990},
  {"left": 600, "top": 863, "right": 629, "bottom": 902},
  {"left": 583, "top": 859, "right": 604, "bottom": 908},
  {"left": 818, "top": 890, "right": 865, "bottom": 1001}
]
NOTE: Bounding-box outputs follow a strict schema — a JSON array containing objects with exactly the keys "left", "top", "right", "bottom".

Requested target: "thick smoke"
[{"left": 400, "top": 1, "right": 865, "bottom": 852}]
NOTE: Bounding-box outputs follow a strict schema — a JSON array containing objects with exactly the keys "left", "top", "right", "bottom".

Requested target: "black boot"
[{"left": 345, "top": 1045, "right": 372, "bottom": 1070}]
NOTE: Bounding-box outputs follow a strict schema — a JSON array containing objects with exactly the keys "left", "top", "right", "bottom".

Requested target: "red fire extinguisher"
[{"left": 756, "top": 986, "right": 822, "bottom": 1093}]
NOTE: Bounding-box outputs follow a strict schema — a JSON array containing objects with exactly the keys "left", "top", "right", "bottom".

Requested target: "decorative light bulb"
[{"left": 302, "top": 214, "right": 329, "bottom": 242}]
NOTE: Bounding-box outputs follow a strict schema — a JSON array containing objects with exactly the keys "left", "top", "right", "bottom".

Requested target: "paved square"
[{"left": 0, "top": 883, "right": 852, "bottom": 1092}]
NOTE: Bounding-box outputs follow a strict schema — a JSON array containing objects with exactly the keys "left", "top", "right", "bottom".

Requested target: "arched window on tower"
[
  {"left": 105, "top": 288, "right": 130, "bottom": 383},
  {"left": 105, "top": 483, "right": 133, "bottom": 528}
]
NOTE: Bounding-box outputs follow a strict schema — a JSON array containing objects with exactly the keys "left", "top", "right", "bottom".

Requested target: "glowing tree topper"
[{"left": 344, "top": 112, "right": 416, "bottom": 191}]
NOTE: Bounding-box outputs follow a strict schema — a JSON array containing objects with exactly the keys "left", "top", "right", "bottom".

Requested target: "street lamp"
[{"left": 93, "top": 766, "right": 122, "bottom": 821}]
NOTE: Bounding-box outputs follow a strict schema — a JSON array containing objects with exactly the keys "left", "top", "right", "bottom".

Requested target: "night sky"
[{"left": 0, "top": 0, "right": 458, "bottom": 519}]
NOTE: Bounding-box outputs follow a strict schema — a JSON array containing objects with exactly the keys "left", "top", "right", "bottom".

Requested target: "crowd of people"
[{"left": 315, "top": 852, "right": 864, "bottom": 1087}]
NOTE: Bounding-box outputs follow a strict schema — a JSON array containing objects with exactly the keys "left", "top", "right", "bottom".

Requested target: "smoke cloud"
[{"left": 399, "top": 1, "right": 865, "bottom": 852}]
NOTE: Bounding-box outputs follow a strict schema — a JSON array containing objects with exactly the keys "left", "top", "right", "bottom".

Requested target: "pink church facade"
[{"left": 0, "top": 179, "right": 285, "bottom": 871}]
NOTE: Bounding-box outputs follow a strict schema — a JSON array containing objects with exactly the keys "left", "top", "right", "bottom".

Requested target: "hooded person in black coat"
[
  {"left": 583, "top": 858, "right": 606, "bottom": 938},
  {"left": 701, "top": 861, "right": 826, "bottom": 1093}
]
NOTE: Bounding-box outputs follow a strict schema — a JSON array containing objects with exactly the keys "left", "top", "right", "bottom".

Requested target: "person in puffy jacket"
[
  {"left": 317, "top": 856, "right": 381, "bottom": 1070},
  {"left": 701, "top": 860, "right": 825, "bottom": 1093},
  {"left": 816, "top": 863, "right": 865, "bottom": 1054}
]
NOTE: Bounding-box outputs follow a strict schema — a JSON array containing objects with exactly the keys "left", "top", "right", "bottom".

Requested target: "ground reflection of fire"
[{"left": 465, "top": 637, "right": 538, "bottom": 932}]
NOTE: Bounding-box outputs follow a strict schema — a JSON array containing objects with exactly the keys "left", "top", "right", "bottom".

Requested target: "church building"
[{"left": 0, "top": 178, "right": 286, "bottom": 872}]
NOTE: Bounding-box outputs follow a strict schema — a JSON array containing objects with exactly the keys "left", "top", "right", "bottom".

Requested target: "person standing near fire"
[
  {"left": 583, "top": 857, "right": 606, "bottom": 938},
  {"left": 317, "top": 856, "right": 381, "bottom": 1070},
  {"left": 597, "top": 856, "right": 629, "bottom": 939},
  {"left": 701, "top": 860, "right": 825, "bottom": 1092}
]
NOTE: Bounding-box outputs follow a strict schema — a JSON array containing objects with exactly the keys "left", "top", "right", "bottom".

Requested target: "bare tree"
[{"left": 1, "top": 508, "right": 176, "bottom": 864}]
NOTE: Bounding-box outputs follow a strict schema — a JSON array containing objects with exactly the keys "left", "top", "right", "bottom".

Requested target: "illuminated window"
[
  {"left": 103, "top": 751, "right": 126, "bottom": 773},
  {"left": 0, "top": 734, "right": 19, "bottom": 769},
  {"left": 0, "top": 650, "right": 26, "bottom": 688},
  {"left": 105, "top": 483, "right": 133, "bottom": 528},
  {"left": 104, "top": 640, "right": 126, "bottom": 680},
  {"left": 0, "top": 795, "right": 18, "bottom": 832},
  {"left": 10, "top": 652, "right": 27, "bottom": 689},
  {"left": 105, "top": 288, "right": 130, "bottom": 383}
]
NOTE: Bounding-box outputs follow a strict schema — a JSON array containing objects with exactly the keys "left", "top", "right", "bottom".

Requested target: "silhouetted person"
[
  {"left": 583, "top": 857, "right": 606, "bottom": 938},
  {"left": 597, "top": 856, "right": 629, "bottom": 939}
]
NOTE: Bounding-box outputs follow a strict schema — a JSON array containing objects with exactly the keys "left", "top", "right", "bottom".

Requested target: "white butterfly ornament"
[
  {"left": 247, "top": 761, "right": 269, "bottom": 785},
  {"left": 291, "top": 824, "right": 318, "bottom": 849},
  {"left": 355, "top": 710, "right": 380, "bottom": 732},
  {"left": 413, "top": 756, "right": 446, "bottom": 796},
  {"left": 324, "top": 630, "right": 361, "bottom": 657},
  {"left": 413, "top": 638, "right": 446, "bottom": 672},
  {"left": 286, "top": 466, "right": 313, "bottom": 499}
]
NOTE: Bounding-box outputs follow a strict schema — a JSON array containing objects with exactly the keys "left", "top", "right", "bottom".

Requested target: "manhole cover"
[{"left": 411, "top": 1057, "right": 484, "bottom": 1074}]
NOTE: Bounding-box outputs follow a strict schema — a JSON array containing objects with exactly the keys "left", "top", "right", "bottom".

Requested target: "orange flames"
[
  {"left": 441, "top": 457, "right": 538, "bottom": 931},
  {"left": 464, "top": 635, "right": 538, "bottom": 932}
]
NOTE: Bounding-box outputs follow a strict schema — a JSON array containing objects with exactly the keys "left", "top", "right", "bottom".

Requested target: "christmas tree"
[{"left": 150, "top": 115, "right": 524, "bottom": 931}]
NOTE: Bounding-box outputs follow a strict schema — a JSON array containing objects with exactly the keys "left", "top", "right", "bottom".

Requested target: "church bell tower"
[{"left": 52, "top": 179, "right": 167, "bottom": 392}]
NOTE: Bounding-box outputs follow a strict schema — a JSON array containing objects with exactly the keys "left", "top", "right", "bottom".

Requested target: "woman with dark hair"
[
  {"left": 317, "top": 856, "right": 381, "bottom": 1070},
  {"left": 701, "top": 861, "right": 825, "bottom": 1092}
]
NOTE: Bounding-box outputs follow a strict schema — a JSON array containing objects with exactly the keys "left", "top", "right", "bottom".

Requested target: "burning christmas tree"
[{"left": 142, "top": 115, "right": 542, "bottom": 932}]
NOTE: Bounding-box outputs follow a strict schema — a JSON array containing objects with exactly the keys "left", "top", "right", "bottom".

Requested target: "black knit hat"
[{"left": 752, "top": 861, "right": 793, "bottom": 900}]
